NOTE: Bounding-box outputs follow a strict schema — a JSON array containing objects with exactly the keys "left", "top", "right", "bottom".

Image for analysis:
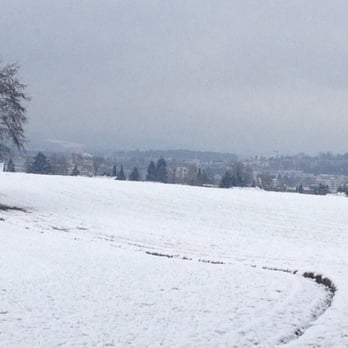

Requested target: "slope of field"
[{"left": 0, "top": 173, "right": 348, "bottom": 347}]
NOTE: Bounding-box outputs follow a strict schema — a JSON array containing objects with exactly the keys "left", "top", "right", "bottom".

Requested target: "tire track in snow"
[
  {"left": 144, "top": 250, "right": 336, "bottom": 346},
  {"left": 261, "top": 266, "right": 336, "bottom": 345},
  {"left": 25, "top": 215, "right": 336, "bottom": 346}
]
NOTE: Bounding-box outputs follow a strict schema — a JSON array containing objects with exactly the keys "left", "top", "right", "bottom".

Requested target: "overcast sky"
[{"left": 1, "top": 1, "right": 348, "bottom": 155}]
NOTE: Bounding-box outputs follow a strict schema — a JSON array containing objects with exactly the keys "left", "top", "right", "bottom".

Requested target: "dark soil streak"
[{"left": 0, "top": 203, "right": 26, "bottom": 212}]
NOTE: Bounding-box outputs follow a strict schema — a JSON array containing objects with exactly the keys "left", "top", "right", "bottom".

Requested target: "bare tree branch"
[{"left": 0, "top": 63, "right": 30, "bottom": 150}]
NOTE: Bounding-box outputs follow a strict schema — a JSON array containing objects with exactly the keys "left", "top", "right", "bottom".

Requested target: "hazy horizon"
[
  {"left": 22, "top": 137, "right": 348, "bottom": 159},
  {"left": 2, "top": 1, "right": 348, "bottom": 155}
]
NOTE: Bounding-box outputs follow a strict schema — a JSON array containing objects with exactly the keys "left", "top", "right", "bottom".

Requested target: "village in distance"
[{"left": 2, "top": 147, "right": 348, "bottom": 196}]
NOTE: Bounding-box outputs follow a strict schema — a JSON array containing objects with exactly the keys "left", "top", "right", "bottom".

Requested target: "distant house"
[
  {"left": 12, "top": 157, "right": 27, "bottom": 172},
  {"left": 175, "top": 167, "right": 189, "bottom": 181},
  {"left": 71, "top": 152, "right": 95, "bottom": 176},
  {"left": 316, "top": 174, "right": 343, "bottom": 193},
  {"left": 303, "top": 187, "right": 316, "bottom": 195}
]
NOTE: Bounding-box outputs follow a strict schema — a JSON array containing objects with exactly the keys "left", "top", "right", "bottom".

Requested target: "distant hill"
[{"left": 109, "top": 149, "right": 238, "bottom": 163}]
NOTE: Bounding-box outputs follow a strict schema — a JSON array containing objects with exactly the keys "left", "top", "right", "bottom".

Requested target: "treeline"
[
  {"left": 5, "top": 152, "right": 241, "bottom": 188},
  {"left": 146, "top": 158, "right": 167, "bottom": 183},
  {"left": 5, "top": 153, "right": 344, "bottom": 196},
  {"left": 338, "top": 184, "right": 348, "bottom": 196},
  {"left": 219, "top": 162, "right": 254, "bottom": 188},
  {"left": 260, "top": 152, "right": 348, "bottom": 176},
  {"left": 8, "top": 153, "right": 211, "bottom": 186},
  {"left": 21, "top": 152, "right": 141, "bottom": 181}
]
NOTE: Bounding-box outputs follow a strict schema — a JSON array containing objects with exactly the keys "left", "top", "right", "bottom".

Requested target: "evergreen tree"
[
  {"left": 338, "top": 184, "right": 348, "bottom": 196},
  {"left": 186, "top": 165, "right": 198, "bottom": 185},
  {"left": 220, "top": 170, "right": 235, "bottom": 188},
  {"left": 146, "top": 160, "right": 156, "bottom": 181},
  {"left": 156, "top": 157, "right": 168, "bottom": 183},
  {"left": 219, "top": 162, "right": 254, "bottom": 188},
  {"left": 6, "top": 158, "right": 15, "bottom": 172},
  {"left": 29, "top": 152, "right": 52, "bottom": 174},
  {"left": 197, "top": 168, "right": 203, "bottom": 186},
  {"left": 314, "top": 183, "right": 329, "bottom": 195},
  {"left": 117, "top": 165, "right": 126, "bottom": 180},
  {"left": 112, "top": 164, "right": 117, "bottom": 177},
  {"left": 196, "top": 168, "right": 208, "bottom": 186},
  {"left": 129, "top": 167, "right": 140, "bottom": 181},
  {"left": 232, "top": 162, "right": 244, "bottom": 186},
  {"left": 71, "top": 165, "right": 80, "bottom": 176}
]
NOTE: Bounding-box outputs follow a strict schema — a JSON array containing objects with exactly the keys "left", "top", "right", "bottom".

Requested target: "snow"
[{"left": 0, "top": 172, "right": 348, "bottom": 347}]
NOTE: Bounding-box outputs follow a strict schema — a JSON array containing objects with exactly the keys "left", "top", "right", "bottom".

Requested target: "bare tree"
[{"left": 0, "top": 63, "right": 29, "bottom": 151}]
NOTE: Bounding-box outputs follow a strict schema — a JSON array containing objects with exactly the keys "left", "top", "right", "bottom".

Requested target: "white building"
[
  {"left": 175, "top": 167, "right": 189, "bottom": 180},
  {"left": 316, "top": 174, "right": 346, "bottom": 193}
]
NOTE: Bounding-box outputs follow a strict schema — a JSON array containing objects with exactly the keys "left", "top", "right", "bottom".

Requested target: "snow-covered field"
[{"left": 0, "top": 173, "right": 348, "bottom": 347}]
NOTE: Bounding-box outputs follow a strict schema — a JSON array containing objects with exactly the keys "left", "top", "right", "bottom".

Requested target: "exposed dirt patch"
[
  {"left": 0, "top": 203, "right": 26, "bottom": 212},
  {"left": 50, "top": 226, "right": 70, "bottom": 232},
  {"left": 303, "top": 272, "right": 337, "bottom": 294},
  {"left": 198, "top": 258, "right": 224, "bottom": 265},
  {"left": 145, "top": 251, "right": 177, "bottom": 258}
]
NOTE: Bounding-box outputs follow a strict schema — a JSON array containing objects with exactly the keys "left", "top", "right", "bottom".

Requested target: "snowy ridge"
[{"left": 1, "top": 173, "right": 348, "bottom": 347}]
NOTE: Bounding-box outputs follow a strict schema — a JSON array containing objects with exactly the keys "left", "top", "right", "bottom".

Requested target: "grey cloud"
[{"left": 1, "top": 0, "right": 348, "bottom": 155}]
